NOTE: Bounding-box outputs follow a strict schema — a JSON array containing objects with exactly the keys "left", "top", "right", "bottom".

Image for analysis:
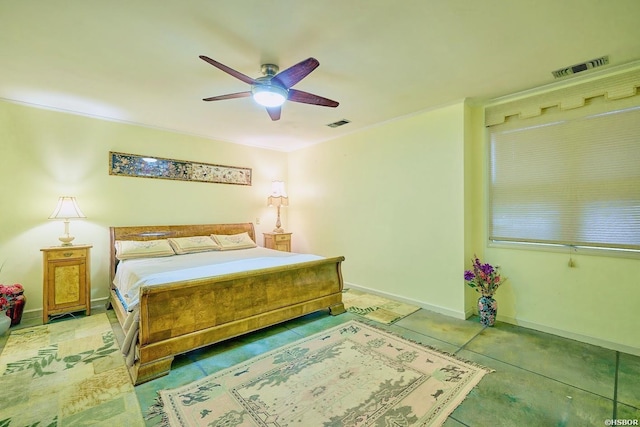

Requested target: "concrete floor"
[{"left": 2, "top": 301, "right": 639, "bottom": 426}]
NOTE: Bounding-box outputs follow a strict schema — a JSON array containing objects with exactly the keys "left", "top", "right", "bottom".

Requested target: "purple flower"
[
  {"left": 480, "top": 263, "right": 494, "bottom": 276},
  {"left": 464, "top": 255, "right": 506, "bottom": 295}
]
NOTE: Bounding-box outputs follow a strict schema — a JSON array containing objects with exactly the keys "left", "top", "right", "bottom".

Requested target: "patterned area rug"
[
  {"left": 0, "top": 314, "right": 144, "bottom": 426},
  {"left": 150, "top": 320, "right": 491, "bottom": 426},
  {"left": 342, "top": 288, "right": 421, "bottom": 324}
]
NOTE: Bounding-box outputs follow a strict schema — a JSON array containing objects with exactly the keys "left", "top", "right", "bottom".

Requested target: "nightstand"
[
  {"left": 41, "top": 245, "right": 92, "bottom": 323},
  {"left": 263, "top": 232, "right": 292, "bottom": 252}
]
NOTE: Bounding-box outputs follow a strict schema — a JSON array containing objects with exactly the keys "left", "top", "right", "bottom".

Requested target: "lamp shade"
[
  {"left": 48, "top": 196, "right": 86, "bottom": 246},
  {"left": 49, "top": 196, "right": 86, "bottom": 220},
  {"left": 267, "top": 181, "right": 289, "bottom": 207}
]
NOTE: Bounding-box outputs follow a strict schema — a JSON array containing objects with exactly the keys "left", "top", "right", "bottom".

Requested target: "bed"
[{"left": 109, "top": 222, "right": 345, "bottom": 385}]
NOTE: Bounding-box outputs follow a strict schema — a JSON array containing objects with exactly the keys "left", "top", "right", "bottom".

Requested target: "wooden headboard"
[{"left": 109, "top": 222, "right": 255, "bottom": 284}]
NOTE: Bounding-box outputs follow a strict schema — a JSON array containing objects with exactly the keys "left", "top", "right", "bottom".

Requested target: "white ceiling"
[{"left": 2, "top": 1, "right": 640, "bottom": 152}]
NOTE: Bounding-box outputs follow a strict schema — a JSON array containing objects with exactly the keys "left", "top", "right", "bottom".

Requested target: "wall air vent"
[
  {"left": 327, "top": 119, "right": 351, "bottom": 128},
  {"left": 552, "top": 55, "right": 609, "bottom": 79}
]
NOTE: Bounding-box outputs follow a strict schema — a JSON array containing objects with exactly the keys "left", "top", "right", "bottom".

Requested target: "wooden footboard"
[{"left": 109, "top": 223, "right": 345, "bottom": 385}]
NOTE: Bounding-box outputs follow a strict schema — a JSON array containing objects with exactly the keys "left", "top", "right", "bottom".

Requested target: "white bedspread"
[{"left": 113, "top": 247, "right": 323, "bottom": 311}]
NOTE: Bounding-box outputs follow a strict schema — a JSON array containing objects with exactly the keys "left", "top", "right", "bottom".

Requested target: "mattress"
[{"left": 113, "top": 246, "right": 323, "bottom": 310}]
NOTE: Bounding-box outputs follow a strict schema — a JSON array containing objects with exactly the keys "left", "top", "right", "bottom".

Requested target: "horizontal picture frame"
[{"left": 109, "top": 151, "right": 252, "bottom": 186}]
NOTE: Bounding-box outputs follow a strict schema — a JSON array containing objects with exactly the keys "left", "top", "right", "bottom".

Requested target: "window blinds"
[{"left": 486, "top": 67, "right": 640, "bottom": 252}]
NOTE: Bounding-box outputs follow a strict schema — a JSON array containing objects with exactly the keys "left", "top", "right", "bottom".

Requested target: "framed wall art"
[{"left": 108, "top": 151, "right": 252, "bottom": 186}]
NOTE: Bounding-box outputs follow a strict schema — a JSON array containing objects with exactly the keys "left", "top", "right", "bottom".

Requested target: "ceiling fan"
[{"left": 199, "top": 55, "right": 339, "bottom": 121}]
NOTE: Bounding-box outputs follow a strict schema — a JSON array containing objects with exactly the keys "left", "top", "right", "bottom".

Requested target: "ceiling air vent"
[
  {"left": 552, "top": 55, "right": 609, "bottom": 79},
  {"left": 327, "top": 119, "right": 351, "bottom": 128}
]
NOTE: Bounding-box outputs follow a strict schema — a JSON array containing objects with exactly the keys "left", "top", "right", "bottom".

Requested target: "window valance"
[{"left": 485, "top": 67, "right": 640, "bottom": 127}]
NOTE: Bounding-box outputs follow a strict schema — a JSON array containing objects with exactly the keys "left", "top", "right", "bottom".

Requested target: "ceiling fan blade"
[
  {"left": 272, "top": 58, "right": 319, "bottom": 89},
  {"left": 266, "top": 106, "right": 281, "bottom": 121},
  {"left": 199, "top": 55, "right": 256, "bottom": 85},
  {"left": 288, "top": 89, "right": 339, "bottom": 107},
  {"left": 202, "top": 91, "right": 252, "bottom": 101}
]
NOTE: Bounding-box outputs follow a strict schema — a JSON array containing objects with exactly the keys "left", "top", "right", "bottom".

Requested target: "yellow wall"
[
  {"left": 0, "top": 100, "right": 288, "bottom": 312},
  {"left": 480, "top": 248, "right": 639, "bottom": 354},
  {"left": 289, "top": 99, "right": 639, "bottom": 355},
  {"left": 468, "top": 104, "right": 640, "bottom": 355},
  {"left": 463, "top": 104, "right": 484, "bottom": 315},
  {"left": 2, "top": 88, "right": 638, "bottom": 356},
  {"left": 288, "top": 102, "right": 467, "bottom": 318}
]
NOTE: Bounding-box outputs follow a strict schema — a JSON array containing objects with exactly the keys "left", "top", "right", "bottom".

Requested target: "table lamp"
[
  {"left": 267, "top": 181, "right": 288, "bottom": 233},
  {"left": 48, "top": 196, "right": 86, "bottom": 246}
]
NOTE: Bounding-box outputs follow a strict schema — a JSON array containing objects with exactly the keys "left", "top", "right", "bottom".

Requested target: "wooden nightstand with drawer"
[
  {"left": 41, "top": 245, "right": 92, "bottom": 323},
  {"left": 263, "top": 232, "right": 292, "bottom": 252}
]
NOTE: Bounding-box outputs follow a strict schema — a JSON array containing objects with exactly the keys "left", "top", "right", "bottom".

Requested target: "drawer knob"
[{"left": 63, "top": 252, "right": 73, "bottom": 257}]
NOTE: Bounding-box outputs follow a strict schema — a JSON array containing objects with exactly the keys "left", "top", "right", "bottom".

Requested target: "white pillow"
[
  {"left": 115, "top": 239, "right": 176, "bottom": 260},
  {"left": 211, "top": 232, "right": 257, "bottom": 250},
  {"left": 167, "top": 236, "right": 221, "bottom": 254}
]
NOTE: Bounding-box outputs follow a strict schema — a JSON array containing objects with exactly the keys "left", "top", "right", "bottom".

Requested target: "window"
[{"left": 486, "top": 68, "right": 640, "bottom": 254}]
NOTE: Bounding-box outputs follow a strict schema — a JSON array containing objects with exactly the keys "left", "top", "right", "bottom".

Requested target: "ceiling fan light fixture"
[
  {"left": 200, "top": 55, "right": 338, "bottom": 120},
  {"left": 252, "top": 84, "right": 288, "bottom": 108}
]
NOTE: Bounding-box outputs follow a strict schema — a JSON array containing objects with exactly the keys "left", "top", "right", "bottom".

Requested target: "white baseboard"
[
  {"left": 496, "top": 313, "right": 640, "bottom": 357},
  {"left": 346, "top": 282, "right": 640, "bottom": 357},
  {"left": 91, "top": 296, "right": 110, "bottom": 309},
  {"left": 18, "top": 297, "right": 111, "bottom": 322},
  {"left": 344, "top": 281, "right": 467, "bottom": 320}
]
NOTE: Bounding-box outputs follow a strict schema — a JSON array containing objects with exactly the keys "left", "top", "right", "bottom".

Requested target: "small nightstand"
[
  {"left": 41, "top": 245, "right": 92, "bottom": 323},
  {"left": 263, "top": 232, "right": 292, "bottom": 252}
]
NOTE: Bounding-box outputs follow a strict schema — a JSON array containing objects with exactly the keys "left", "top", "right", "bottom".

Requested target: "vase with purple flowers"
[{"left": 464, "top": 256, "right": 506, "bottom": 327}]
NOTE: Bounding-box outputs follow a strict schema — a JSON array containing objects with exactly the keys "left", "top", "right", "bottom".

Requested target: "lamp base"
[
  {"left": 57, "top": 219, "right": 75, "bottom": 246},
  {"left": 58, "top": 235, "right": 75, "bottom": 246},
  {"left": 273, "top": 205, "right": 284, "bottom": 233}
]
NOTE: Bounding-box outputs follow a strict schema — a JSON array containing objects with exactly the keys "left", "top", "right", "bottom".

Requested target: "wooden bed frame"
[{"left": 109, "top": 222, "right": 345, "bottom": 385}]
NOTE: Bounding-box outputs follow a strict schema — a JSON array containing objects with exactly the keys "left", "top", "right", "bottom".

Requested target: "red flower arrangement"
[{"left": 0, "top": 284, "right": 24, "bottom": 312}]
